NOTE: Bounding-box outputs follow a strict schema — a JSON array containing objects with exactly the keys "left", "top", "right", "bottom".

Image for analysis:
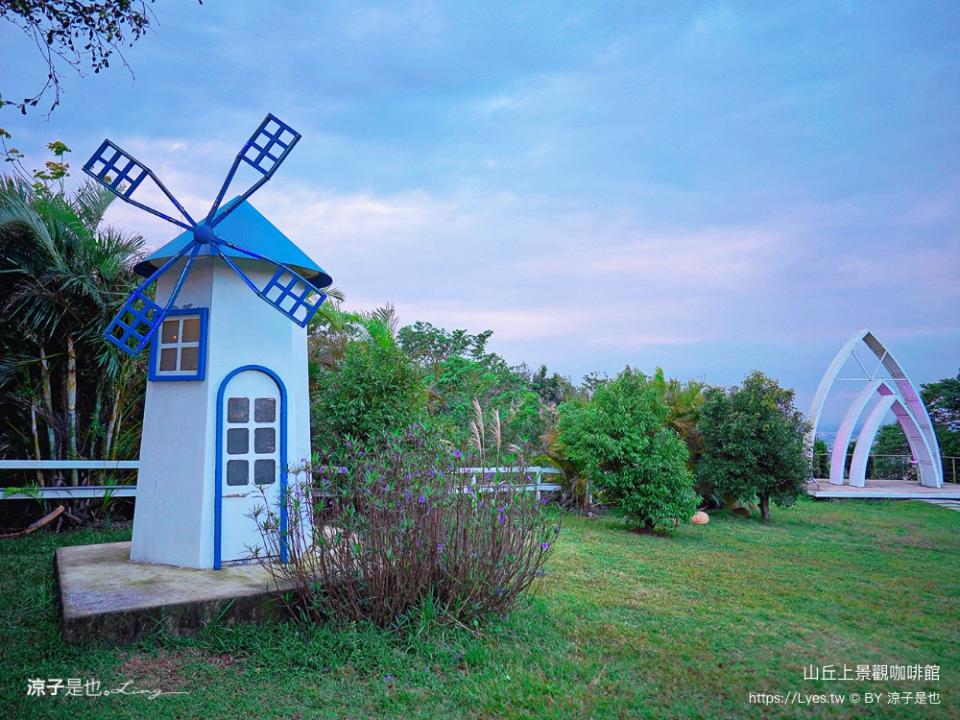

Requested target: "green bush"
[
  {"left": 310, "top": 330, "right": 426, "bottom": 452},
  {"left": 556, "top": 368, "right": 698, "bottom": 533},
  {"left": 697, "top": 371, "right": 810, "bottom": 521}
]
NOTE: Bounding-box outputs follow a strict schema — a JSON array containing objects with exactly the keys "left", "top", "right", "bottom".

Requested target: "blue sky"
[{"left": 2, "top": 1, "right": 958, "bottom": 414}]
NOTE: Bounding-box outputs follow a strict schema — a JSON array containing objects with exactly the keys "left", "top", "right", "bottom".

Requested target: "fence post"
[{"left": 535, "top": 468, "right": 542, "bottom": 503}]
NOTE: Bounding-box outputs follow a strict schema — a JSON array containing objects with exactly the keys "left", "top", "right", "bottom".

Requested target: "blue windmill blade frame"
[
  {"left": 212, "top": 240, "right": 327, "bottom": 328},
  {"left": 104, "top": 241, "right": 204, "bottom": 355},
  {"left": 205, "top": 114, "right": 302, "bottom": 225},
  {"left": 83, "top": 140, "right": 197, "bottom": 231}
]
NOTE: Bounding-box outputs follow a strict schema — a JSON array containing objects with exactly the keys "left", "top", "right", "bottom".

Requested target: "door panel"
[{"left": 219, "top": 369, "right": 282, "bottom": 563}]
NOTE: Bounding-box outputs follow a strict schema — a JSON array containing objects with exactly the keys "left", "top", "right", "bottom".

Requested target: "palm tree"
[
  {"left": 307, "top": 295, "right": 401, "bottom": 372},
  {"left": 0, "top": 176, "right": 146, "bottom": 490},
  {"left": 651, "top": 368, "right": 707, "bottom": 466}
]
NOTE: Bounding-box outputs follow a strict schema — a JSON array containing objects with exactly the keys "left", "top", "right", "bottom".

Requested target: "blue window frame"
[{"left": 148, "top": 307, "right": 208, "bottom": 382}]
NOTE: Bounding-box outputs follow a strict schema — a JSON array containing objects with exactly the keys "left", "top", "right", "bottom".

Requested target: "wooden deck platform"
[{"left": 807, "top": 479, "right": 960, "bottom": 500}]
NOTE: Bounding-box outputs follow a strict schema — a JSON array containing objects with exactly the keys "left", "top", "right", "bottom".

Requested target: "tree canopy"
[
  {"left": 697, "top": 371, "right": 810, "bottom": 521},
  {"left": 1, "top": 0, "right": 196, "bottom": 115},
  {"left": 556, "top": 368, "right": 697, "bottom": 532}
]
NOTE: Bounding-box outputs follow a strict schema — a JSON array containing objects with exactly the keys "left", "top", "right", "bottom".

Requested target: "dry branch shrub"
[{"left": 256, "top": 425, "right": 559, "bottom": 627}]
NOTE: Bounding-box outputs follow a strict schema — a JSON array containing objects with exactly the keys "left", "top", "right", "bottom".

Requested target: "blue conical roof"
[{"left": 134, "top": 198, "right": 332, "bottom": 288}]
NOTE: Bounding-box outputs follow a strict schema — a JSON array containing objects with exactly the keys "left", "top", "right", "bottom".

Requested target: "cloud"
[
  {"left": 516, "top": 228, "right": 781, "bottom": 292},
  {"left": 342, "top": 2, "right": 447, "bottom": 45},
  {"left": 95, "top": 141, "right": 960, "bottom": 369},
  {"left": 98, "top": 134, "right": 238, "bottom": 241},
  {"left": 33, "top": 0, "right": 954, "bottom": 394},
  {"left": 684, "top": 4, "right": 738, "bottom": 49},
  {"left": 255, "top": 183, "right": 461, "bottom": 251}
]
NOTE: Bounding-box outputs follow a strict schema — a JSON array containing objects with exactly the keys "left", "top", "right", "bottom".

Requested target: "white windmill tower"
[{"left": 83, "top": 114, "right": 332, "bottom": 569}]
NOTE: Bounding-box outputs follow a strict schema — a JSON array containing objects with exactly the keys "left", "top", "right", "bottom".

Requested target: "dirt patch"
[
  {"left": 117, "top": 649, "right": 191, "bottom": 691},
  {"left": 206, "top": 652, "right": 239, "bottom": 669},
  {"left": 117, "top": 648, "right": 241, "bottom": 690}
]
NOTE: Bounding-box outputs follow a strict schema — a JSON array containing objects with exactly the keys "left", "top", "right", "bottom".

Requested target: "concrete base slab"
[{"left": 55, "top": 542, "right": 294, "bottom": 644}]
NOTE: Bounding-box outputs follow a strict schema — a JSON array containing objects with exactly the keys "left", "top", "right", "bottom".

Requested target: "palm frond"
[
  {"left": 72, "top": 181, "right": 116, "bottom": 232},
  {"left": 0, "top": 190, "right": 61, "bottom": 271},
  {"left": 322, "top": 284, "right": 346, "bottom": 304},
  {"left": 367, "top": 303, "right": 399, "bottom": 337}
]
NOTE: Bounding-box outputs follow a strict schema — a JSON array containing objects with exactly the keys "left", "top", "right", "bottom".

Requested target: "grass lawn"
[{"left": 2, "top": 498, "right": 958, "bottom": 719}]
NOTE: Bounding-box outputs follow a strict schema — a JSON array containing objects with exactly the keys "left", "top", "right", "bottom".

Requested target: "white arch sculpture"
[{"left": 808, "top": 329, "right": 942, "bottom": 488}]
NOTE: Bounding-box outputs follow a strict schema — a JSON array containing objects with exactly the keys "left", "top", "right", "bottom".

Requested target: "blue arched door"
[{"left": 215, "top": 366, "right": 288, "bottom": 568}]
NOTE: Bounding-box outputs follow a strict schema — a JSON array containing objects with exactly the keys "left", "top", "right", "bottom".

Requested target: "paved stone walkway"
[{"left": 923, "top": 499, "right": 960, "bottom": 513}]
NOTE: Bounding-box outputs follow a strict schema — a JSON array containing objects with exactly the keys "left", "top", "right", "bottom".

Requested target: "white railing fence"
[
  {"left": 812, "top": 454, "right": 959, "bottom": 484},
  {"left": 4, "top": 455, "right": 957, "bottom": 502},
  {"left": 0, "top": 460, "right": 140, "bottom": 501},
  {"left": 0, "top": 461, "right": 565, "bottom": 501}
]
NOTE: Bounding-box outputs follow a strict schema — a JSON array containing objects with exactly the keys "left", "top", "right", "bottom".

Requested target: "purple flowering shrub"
[{"left": 255, "top": 424, "right": 559, "bottom": 627}]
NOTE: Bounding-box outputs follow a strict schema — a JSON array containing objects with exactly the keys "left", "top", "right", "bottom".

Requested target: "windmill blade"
[
  {"left": 212, "top": 240, "right": 327, "bottom": 328},
  {"left": 206, "top": 114, "right": 301, "bottom": 225},
  {"left": 83, "top": 140, "right": 197, "bottom": 231},
  {"left": 104, "top": 242, "right": 203, "bottom": 355}
]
